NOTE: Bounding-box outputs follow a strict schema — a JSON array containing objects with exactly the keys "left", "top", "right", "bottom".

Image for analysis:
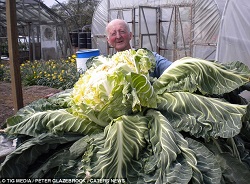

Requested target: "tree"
[{"left": 50, "top": 0, "right": 100, "bottom": 32}]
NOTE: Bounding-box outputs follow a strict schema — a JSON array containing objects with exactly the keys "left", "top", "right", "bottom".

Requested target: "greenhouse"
[
  {"left": 92, "top": 0, "right": 249, "bottom": 67},
  {"left": 92, "top": 0, "right": 222, "bottom": 61},
  {"left": 0, "top": 0, "right": 72, "bottom": 61}
]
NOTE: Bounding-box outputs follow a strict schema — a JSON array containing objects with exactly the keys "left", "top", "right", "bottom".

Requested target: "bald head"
[
  {"left": 106, "top": 19, "right": 131, "bottom": 37},
  {"left": 106, "top": 19, "right": 132, "bottom": 52}
]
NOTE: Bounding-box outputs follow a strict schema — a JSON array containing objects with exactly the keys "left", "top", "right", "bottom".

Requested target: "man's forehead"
[{"left": 109, "top": 23, "right": 126, "bottom": 31}]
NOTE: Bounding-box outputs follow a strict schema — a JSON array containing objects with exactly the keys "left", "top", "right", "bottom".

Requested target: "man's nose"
[{"left": 116, "top": 32, "right": 121, "bottom": 38}]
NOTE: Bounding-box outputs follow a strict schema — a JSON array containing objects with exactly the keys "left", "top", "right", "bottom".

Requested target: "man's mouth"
[{"left": 116, "top": 40, "right": 123, "bottom": 44}]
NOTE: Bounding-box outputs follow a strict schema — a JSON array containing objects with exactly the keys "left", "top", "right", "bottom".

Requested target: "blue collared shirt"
[{"left": 151, "top": 52, "right": 172, "bottom": 78}]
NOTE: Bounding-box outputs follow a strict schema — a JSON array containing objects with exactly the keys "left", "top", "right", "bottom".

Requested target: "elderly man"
[{"left": 106, "top": 19, "right": 172, "bottom": 78}]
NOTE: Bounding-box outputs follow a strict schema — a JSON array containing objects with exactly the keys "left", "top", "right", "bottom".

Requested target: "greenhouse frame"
[
  {"left": 92, "top": 0, "right": 249, "bottom": 67},
  {"left": 0, "top": 0, "right": 72, "bottom": 61}
]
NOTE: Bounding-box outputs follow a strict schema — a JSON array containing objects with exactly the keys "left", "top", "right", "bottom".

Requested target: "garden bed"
[{"left": 0, "top": 82, "right": 61, "bottom": 128}]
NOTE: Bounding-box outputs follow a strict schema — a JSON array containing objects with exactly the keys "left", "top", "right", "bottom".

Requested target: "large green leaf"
[
  {"left": 31, "top": 135, "right": 92, "bottom": 178},
  {"left": 202, "top": 138, "right": 250, "bottom": 183},
  {"left": 186, "top": 138, "right": 221, "bottom": 184},
  {"left": 6, "top": 89, "right": 73, "bottom": 127},
  {"left": 5, "top": 109, "right": 103, "bottom": 137},
  {"left": 158, "top": 92, "right": 247, "bottom": 139},
  {"left": 222, "top": 60, "right": 250, "bottom": 73},
  {"left": 143, "top": 109, "right": 193, "bottom": 183},
  {"left": 153, "top": 58, "right": 250, "bottom": 95},
  {"left": 140, "top": 111, "right": 216, "bottom": 184},
  {"left": 216, "top": 153, "right": 250, "bottom": 184},
  {"left": 129, "top": 72, "right": 157, "bottom": 110},
  {"left": 146, "top": 110, "right": 181, "bottom": 171},
  {"left": 164, "top": 155, "right": 193, "bottom": 184},
  {"left": 0, "top": 133, "right": 81, "bottom": 178},
  {"left": 90, "top": 115, "right": 148, "bottom": 179},
  {"left": 174, "top": 133, "right": 202, "bottom": 183},
  {"left": 30, "top": 150, "right": 71, "bottom": 178}
]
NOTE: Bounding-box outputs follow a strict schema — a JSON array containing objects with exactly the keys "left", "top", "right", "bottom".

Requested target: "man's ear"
[
  {"left": 129, "top": 32, "right": 133, "bottom": 39},
  {"left": 106, "top": 37, "right": 111, "bottom": 45},
  {"left": 106, "top": 37, "right": 112, "bottom": 47}
]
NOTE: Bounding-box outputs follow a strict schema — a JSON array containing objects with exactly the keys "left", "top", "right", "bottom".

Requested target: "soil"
[{"left": 0, "top": 82, "right": 62, "bottom": 129}]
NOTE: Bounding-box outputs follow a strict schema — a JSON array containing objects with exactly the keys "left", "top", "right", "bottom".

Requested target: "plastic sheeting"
[
  {"left": 216, "top": 0, "right": 250, "bottom": 67},
  {"left": 215, "top": 0, "right": 250, "bottom": 101},
  {"left": 91, "top": 0, "right": 226, "bottom": 61}
]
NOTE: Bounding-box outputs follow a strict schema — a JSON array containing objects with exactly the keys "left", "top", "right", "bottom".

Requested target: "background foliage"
[
  {"left": 0, "top": 55, "right": 80, "bottom": 90},
  {"left": 49, "top": 0, "right": 99, "bottom": 32}
]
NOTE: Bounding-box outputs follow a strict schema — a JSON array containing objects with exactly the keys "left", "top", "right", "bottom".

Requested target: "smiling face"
[{"left": 106, "top": 19, "right": 132, "bottom": 52}]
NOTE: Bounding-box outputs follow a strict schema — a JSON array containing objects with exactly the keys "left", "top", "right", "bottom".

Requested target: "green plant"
[
  {"left": 0, "top": 55, "right": 80, "bottom": 89},
  {"left": 0, "top": 64, "right": 4, "bottom": 79},
  {"left": 1, "top": 49, "right": 250, "bottom": 183},
  {"left": 0, "top": 63, "right": 10, "bottom": 82},
  {"left": 0, "top": 41, "right": 8, "bottom": 55}
]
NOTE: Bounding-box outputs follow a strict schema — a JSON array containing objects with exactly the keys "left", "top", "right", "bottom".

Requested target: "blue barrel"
[{"left": 76, "top": 49, "right": 100, "bottom": 72}]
